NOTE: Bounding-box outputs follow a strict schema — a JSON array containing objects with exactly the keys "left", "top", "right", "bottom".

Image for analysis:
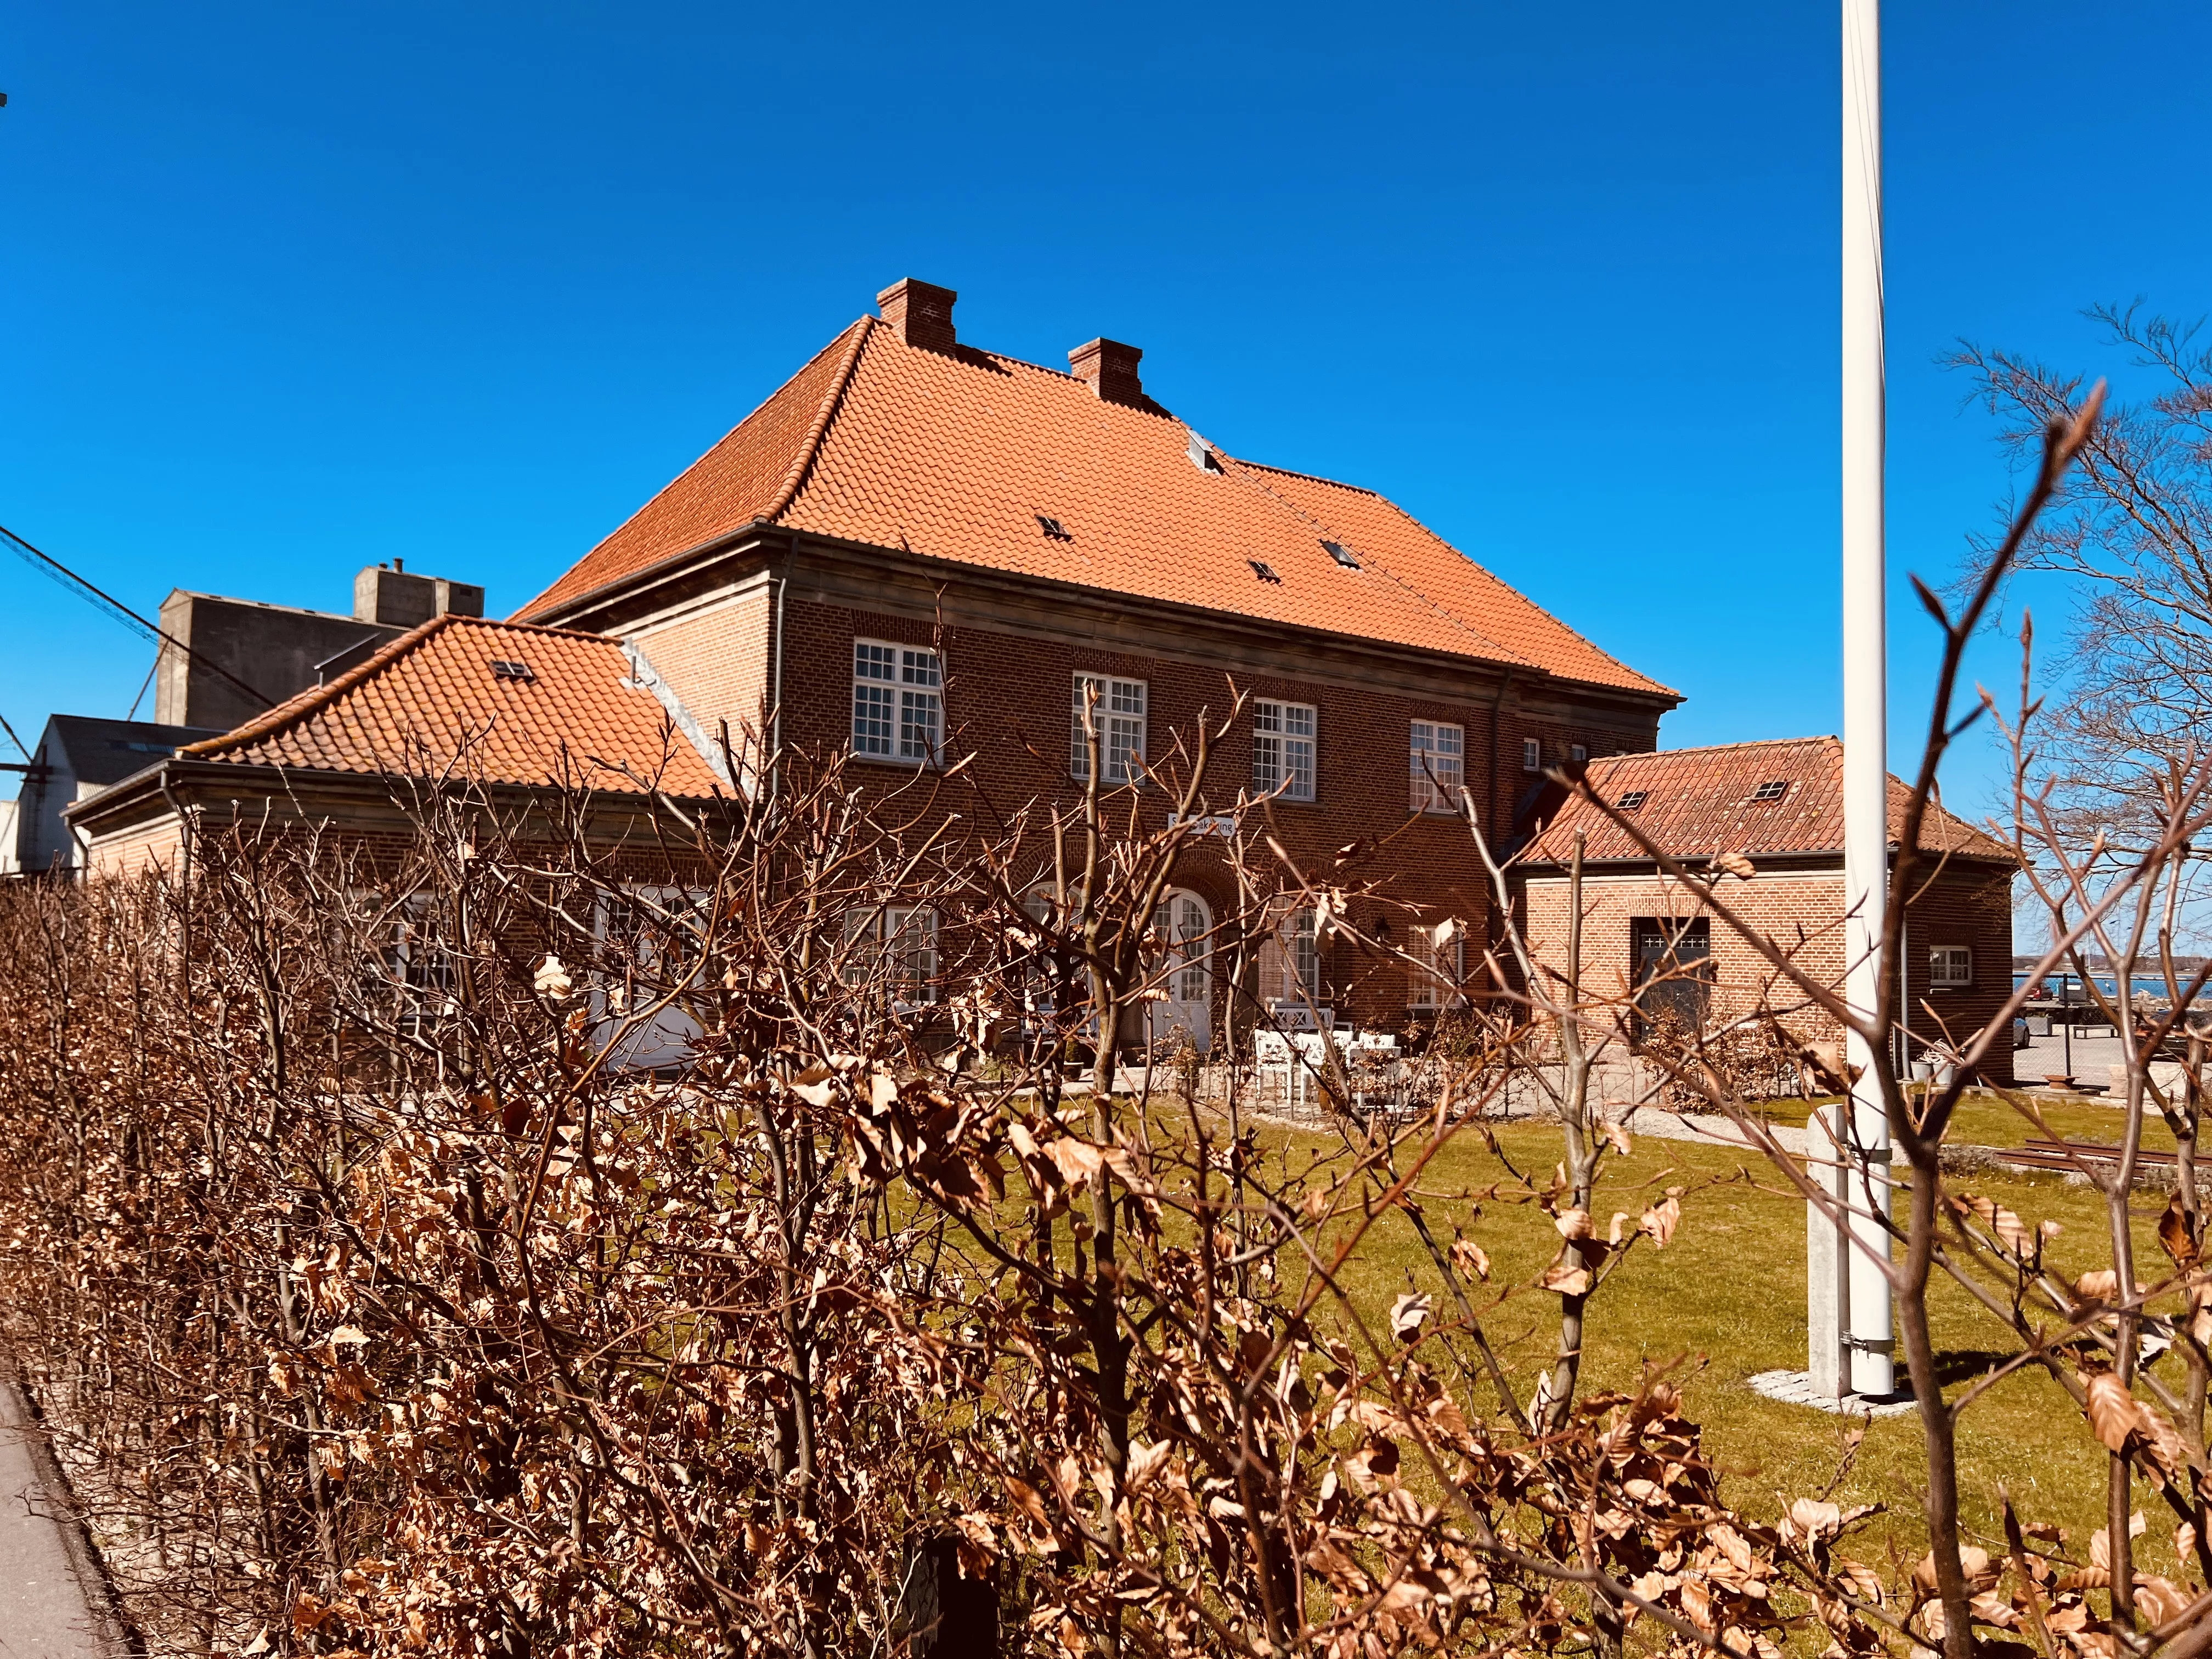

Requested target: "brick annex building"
[
  {"left": 502, "top": 278, "right": 1679, "bottom": 1041},
  {"left": 1514, "top": 739, "right": 2018, "bottom": 1085}
]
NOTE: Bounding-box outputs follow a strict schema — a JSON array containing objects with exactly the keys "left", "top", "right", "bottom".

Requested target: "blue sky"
[{"left": 4, "top": 2, "right": 2208, "bottom": 821}]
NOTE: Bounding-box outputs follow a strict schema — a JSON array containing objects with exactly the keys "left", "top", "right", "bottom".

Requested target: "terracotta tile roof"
[
  {"left": 515, "top": 312, "right": 1672, "bottom": 698},
  {"left": 177, "top": 615, "right": 726, "bottom": 797},
  {"left": 1513, "top": 737, "right": 2016, "bottom": 866}
]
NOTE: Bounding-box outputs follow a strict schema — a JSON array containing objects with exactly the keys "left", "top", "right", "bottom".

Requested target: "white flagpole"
[{"left": 1839, "top": 0, "right": 1895, "bottom": 1399}]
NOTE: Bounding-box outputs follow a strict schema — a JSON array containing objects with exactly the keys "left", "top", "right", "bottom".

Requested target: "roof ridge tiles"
[
  {"left": 1590, "top": 736, "right": 1838, "bottom": 763},
  {"left": 760, "top": 314, "right": 876, "bottom": 524},
  {"left": 1229, "top": 457, "right": 1384, "bottom": 497}
]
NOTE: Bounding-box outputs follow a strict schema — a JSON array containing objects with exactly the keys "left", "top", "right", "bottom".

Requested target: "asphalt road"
[{"left": 0, "top": 1374, "right": 123, "bottom": 1658}]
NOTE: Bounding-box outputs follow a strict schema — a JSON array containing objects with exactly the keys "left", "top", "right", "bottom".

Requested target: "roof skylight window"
[
  {"left": 1617, "top": 789, "right": 1649, "bottom": 811},
  {"left": 1752, "top": 779, "right": 1790, "bottom": 803},
  {"left": 1322, "top": 539, "right": 1361, "bottom": 569},
  {"left": 491, "top": 659, "right": 537, "bottom": 684},
  {"left": 1248, "top": 560, "right": 1282, "bottom": 584},
  {"left": 1036, "top": 514, "right": 1073, "bottom": 541}
]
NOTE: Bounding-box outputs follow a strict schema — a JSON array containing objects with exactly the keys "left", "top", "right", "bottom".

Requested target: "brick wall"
[
  {"left": 83, "top": 816, "right": 188, "bottom": 882},
  {"left": 1518, "top": 859, "right": 2016, "bottom": 1087},
  {"left": 628, "top": 583, "right": 775, "bottom": 774},
  {"left": 760, "top": 590, "right": 1659, "bottom": 1035}
]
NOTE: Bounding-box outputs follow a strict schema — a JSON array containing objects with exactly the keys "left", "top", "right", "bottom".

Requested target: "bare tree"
[{"left": 1950, "top": 304, "right": 2212, "bottom": 842}]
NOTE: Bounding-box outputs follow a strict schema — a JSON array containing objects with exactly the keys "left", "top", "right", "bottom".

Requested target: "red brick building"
[
  {"left": 1512, "top": 738, "right": 2017, "bottom": 1085},
  {"left": 501, "top": 278, "right": 1679, "bottom": 1041}
]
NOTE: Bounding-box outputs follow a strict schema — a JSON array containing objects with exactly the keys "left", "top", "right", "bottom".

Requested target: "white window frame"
[
  {"left": 852, "top": 639, "right": 944, "bottom": 766},
  {"left": 1928, "top": 945, "right": 1973, "bottom": 989},
  {"left": 1252, "top": 699, "right": 1316, "bottom": 802},
  {"left": 842, "top": 904, "right": 941, "bottom": 1007},
  {"left": 595, "top": 886, "right": 709, "bottom": 981},
  {"left": 592, "top": 886, "right": 710, "bottom": 1065},
  {"left": 1408, "top": 720, "right": 1466, "bottom": 814},
  {"left": 1285, "top": 905, "right": 1322, "bottom": 1002},
  {"left": 1521, "top": 737, "right": 1542, "bottom": 772},
  {"left": 1568, "top": 743, "right": 1588, "bottom": 765},
  {"left": 1071, "top": 673, "right": 1148, "bottom": 786},
  {"left": 1407, "top": 921, "right": 1466, "bottom": 1011}
]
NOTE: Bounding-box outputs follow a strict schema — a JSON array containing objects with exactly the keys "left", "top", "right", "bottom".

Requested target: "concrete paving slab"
[{"left": 0, "top": 1373, "right": 127, "bottom": 1658}]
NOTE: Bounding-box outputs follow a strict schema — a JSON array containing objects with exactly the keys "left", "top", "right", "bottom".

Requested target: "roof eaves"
[{"left": 516, "top": 519, "right": 778, "bottom": 628}]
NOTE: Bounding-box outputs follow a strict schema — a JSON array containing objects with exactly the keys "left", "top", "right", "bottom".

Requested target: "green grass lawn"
[{"left": 1268, "top": 1094, "right": 2194, "bottom": 1571}]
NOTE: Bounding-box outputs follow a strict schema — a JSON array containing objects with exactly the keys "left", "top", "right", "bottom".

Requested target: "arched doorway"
[{"left": 1147, "top": 888, "right": 1213, "bottom": 1054}]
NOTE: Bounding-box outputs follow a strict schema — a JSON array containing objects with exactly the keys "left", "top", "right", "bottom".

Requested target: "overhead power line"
[{"left": 0, "top": 521, "right": 275, "bottom": 715}]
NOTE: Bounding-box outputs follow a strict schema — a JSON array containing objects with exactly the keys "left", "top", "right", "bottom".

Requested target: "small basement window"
[
  {"left": 1249, "top": 559, "right": 1282, "bottom": 584},
  {"left": 1036, "top": 515, "right": 1072, "bottom": 541},
  {"left": 491, "top": 659, "right": 536, "bottom": 683},
  {"left": 1928, "top": 946, "right": 1973, "bottom": 989},
  {"left": 1752, "top": 779, "right": 1790, "bottom": 803},
  {"left": 1322, "top": 539, "right": 1361, "bottom": 569},
  {"left": 1617, "top": 789, "right": 1649, "bottom": 811}
]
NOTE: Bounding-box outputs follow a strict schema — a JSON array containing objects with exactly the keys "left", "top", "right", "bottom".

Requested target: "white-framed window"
[
  {"left": 1928, "top": 945, "right": 1973, "bottom": 989},
  {"left": 1252, "top": 699, "right": 1316, "bottom": 801},
  {"left": 592, "top": 886, "right": 710, "bottom": 1065},
  {"left": 1409, "top": 720, "right": 1465, "bottom": 813},
  {"left": 1285, "top": 906, "right": 1322, "bottom": 1002},
  {"left": 1407, "top": 921, "right": 1466, "bottom": 1010},
  {"left": 1568, "top": 743, "right": 1588, "bottom": 765},
  {"left": 852, "top": 640, "right": 943, "bottom": 765},
  {"left": 1522, "top": 737, "right": 1542, "bottom": 772},
  {"left": 596, "top": 886, "right": 709, "bottom": 980},
  {"left": 1071, "top": 673, "right": 1147, "bottom": 785},
  {"left": 842, "top": 905, "right": 940, "bottom": 1006}
]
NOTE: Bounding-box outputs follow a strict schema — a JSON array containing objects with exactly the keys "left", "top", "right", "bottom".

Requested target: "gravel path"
[{"left": 1612, "top": 1103, "right": 1809, "bottom": 1155}]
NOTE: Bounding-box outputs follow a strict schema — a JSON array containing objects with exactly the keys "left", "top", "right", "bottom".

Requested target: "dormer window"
[{"left": 1752, "top": 779, "right": 1790, "bottom": 803}]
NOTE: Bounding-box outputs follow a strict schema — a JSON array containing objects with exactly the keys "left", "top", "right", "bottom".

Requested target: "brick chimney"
[
  {"left": 1068, "top": 338, "right": 1146, "bottom": 407},
  {"left": 876, "top": 279, "right": 958, "bottom": 354}
]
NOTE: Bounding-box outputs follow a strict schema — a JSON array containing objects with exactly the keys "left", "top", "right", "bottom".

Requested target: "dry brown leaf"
[
  {"left": 1449, "top": 1238, "right": 1490, "bottom": 1282},
  {"left": 1641, "top": 1197, "right": 1682, "bottom": 1249},
  {"left": 2084, "top": 1372, "right": 2152, "bottom": 1454},
  {"left": 1539, "top": 1248, "right": 1593, "bottom": 1297},
  {"left": 2075, "top": 1268, "right": 2120, "bottom": 1305},
  {"left": 1389, "top": 1292, "right": 1432, "bottom": 1342},
  {"left": 2161, "top": 1195, "right": 2199, "bottom": 1268},
  {"left": 1045, "top": 1138, "right": 1105, "bottom": 1185},
  {"left": 1955, "top": 1193, "right": 2035, "bottom": 1260}
]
